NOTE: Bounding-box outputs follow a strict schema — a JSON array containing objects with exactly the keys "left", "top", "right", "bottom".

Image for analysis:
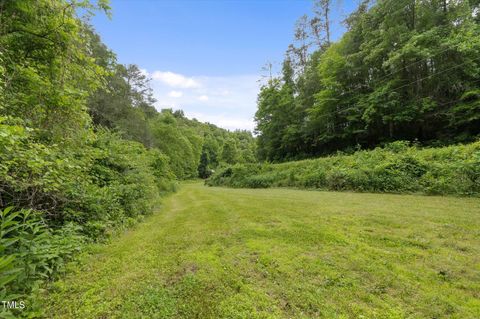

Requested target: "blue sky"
[{"left": 91, "top": 0, "right": 357, "bottom": 130}]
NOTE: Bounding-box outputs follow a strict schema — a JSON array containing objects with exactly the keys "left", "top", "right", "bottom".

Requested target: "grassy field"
[{"left": 43, "top": 182, "right": 480, "bottom": 318}]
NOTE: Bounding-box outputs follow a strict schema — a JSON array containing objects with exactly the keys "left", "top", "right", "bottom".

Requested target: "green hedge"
[{"left": 207, "top": 141, "right": 480, "bottom": 196}]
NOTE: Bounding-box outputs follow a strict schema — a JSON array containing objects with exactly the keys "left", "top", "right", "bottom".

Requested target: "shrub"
[
  {"left": 0, "top": 122, "right": 176, "bottom": 313},
  {"left": 244, "top": 174, "right": 275, "bottom": 188},
  {"left": 207, "top": 141, "right": 480, "bottom": 197},
  {"left": 0, "top": 207, "right": 84, "bottom": 317}
]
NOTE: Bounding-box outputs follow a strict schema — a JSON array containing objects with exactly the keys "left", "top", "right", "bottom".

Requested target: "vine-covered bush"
[{"left": 207, "top": 141, "right": 480, "bottom": 196}]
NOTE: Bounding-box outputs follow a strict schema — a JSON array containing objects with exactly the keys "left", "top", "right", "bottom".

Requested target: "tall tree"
[
  {"left": 0, "top": 0, "right": 110, "bottom": 144},
  {"left": 254, "top": 0, "right": 480, "bottom": 160},
  {"left": 312, "top": 0, "right": 332, "bottom": 47}
]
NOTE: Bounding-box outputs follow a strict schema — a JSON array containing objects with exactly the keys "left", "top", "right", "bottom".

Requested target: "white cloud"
[
  {"left": 185, "top": 112, "right": 255, "bottom": 131},
  {"left": 168, "top": 90, "right": 183, "bottom": 98},
  {"left": 151, "top": 71, "right": 200, "bottom": 89},
  {"left": 145, "top": 69, "right": 260, "bottom": 131}
]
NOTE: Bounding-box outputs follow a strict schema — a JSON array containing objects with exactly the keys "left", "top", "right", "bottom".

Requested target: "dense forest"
[
  {"left": 0, "top": 0, "right": 255, "bottom": 314},
  {"left": 255, "top": 0, "right": 480, "bottom": 161}
]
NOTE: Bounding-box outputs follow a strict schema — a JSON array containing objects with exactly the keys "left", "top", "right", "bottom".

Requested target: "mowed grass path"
[{"left": 45, "top": 182, "right": 480, "bottom": 318}]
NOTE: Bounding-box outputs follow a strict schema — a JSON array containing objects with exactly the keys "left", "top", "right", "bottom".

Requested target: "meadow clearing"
[{"left": 44, "top": 182, "right": 480, "bottom": 319}]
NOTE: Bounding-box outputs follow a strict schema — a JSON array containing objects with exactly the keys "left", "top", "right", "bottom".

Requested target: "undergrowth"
[{"left": 207, "top": 141, "right": 480, "bottom": 196}]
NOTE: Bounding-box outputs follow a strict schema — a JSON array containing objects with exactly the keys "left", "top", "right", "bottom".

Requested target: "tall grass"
[{"left": 207, "top": 141, "right": 480, "bottom": 196}]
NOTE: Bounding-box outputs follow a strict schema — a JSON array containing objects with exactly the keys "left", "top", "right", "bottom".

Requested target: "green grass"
[{"left": 43, "top": 182, "right": 480, "bottom": 318}]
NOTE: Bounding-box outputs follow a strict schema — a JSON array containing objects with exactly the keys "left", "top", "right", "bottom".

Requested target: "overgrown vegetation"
[
  {"left": 0, "top": 117, "right": 172, "bottom": 316},
  {"left": 208, "top": 141, "right": 480, "bottom": 196},
  {"left": 0, "top": 0, "right": 255, "bottom": 316}
]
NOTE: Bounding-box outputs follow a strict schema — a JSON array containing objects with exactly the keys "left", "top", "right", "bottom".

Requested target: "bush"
[
  {"left": 207, "top": 141, "right": 480, "bottom": 197},
  {"left": 0, "top": 121, "right": 176, "bottom": 314},
  {"left": 0, "top": 207, "right": 84, "bottom": 317},
  {"left": 244, "top": 174, "right": 275, "bottom": 188}
]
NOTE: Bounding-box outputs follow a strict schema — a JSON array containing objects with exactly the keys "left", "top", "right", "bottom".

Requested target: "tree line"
[{"left": 255, "top": 0, "right": 480, "bottom": 161}]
